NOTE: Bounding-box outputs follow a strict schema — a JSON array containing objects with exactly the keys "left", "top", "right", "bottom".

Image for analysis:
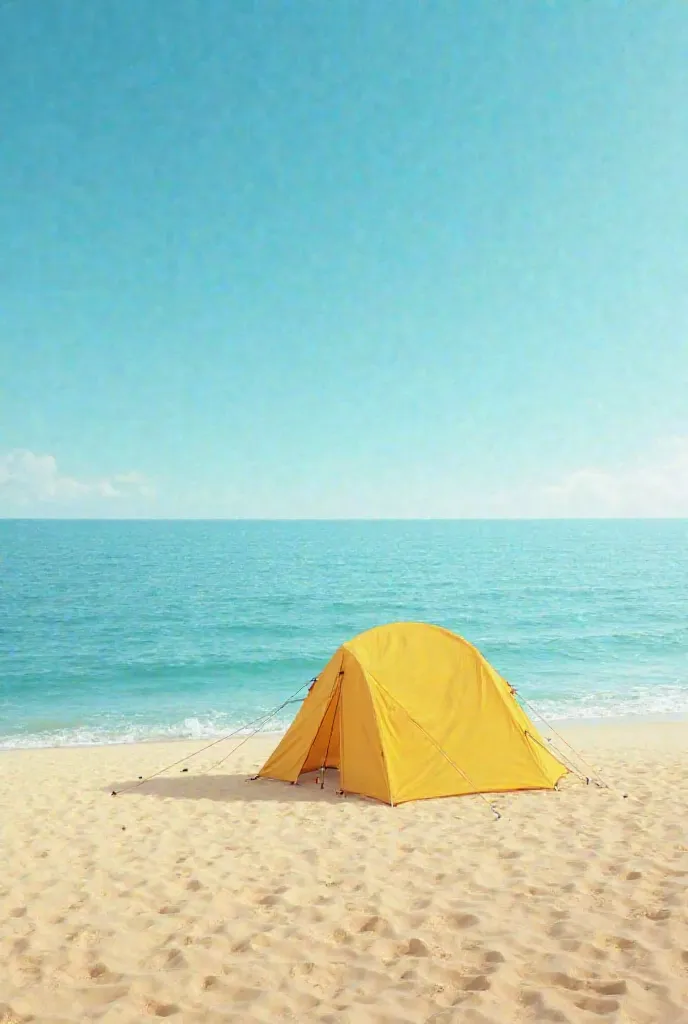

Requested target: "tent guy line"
[
  {"left": 110, "top": 684, "right": 311, "bottom": 797},
  {"left": 515, "top": 691, "right": 614, "bottom": 792}
]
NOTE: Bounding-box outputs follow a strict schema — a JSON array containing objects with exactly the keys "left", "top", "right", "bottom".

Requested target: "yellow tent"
[{"left": 258, "top": 622, "right": 567, "bottom": 804}]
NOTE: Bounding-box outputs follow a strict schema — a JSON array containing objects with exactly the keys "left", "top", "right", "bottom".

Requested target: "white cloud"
[
  {"left": 540, "top": 436, "right": 688, "bottom": 517},
  {"left": 0, "top": 450, "right": 155, "bottom": 507},
  {"left": 2, "top": 440, "right": 686, "bottom": 519}
]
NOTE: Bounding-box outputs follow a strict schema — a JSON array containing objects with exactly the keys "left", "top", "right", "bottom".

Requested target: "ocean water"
[{"left": 1, "top": 519, "right": 687, "bottom": 749}]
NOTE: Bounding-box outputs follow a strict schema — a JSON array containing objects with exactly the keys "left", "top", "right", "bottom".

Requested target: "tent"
[{"left": 258, "top": 622, "right": 567, "bottom": 804}]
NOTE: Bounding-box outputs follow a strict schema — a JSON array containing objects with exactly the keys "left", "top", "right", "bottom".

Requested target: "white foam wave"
[
  {"left": 2, "top": 685, "right": 688, "bottom": 750},
  {"left": 0, "top": 713, "right": 293, "bottom": 751},
  {"left": 526, "top": 683, "right": 688, "bottom": 722}
]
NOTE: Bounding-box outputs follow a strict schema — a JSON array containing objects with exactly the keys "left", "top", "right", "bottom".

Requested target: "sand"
[{"left": 1, "top": 721, "right": 687, "bottom": 1024}]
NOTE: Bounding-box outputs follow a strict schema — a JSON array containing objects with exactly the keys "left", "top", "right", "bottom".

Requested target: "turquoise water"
[{"left": 1, "top": 519, "right": 687, "bottom": 748}]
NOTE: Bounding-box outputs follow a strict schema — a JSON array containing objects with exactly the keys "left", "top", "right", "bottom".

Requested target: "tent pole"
[{"left": 320, "top": 676, "right": 343, "bottom": 789}]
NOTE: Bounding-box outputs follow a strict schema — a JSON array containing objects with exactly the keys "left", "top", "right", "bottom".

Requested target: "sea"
[{"left": 1, "top": 519, "right": 687, "bottom": 750}]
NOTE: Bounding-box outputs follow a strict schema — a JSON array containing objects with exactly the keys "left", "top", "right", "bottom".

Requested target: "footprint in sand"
[
  {"left": 574, "top": 995, "right": 621, "bottom": 1015},
  {"left": 144, "top": 1001, "right": 179, "bottom": 1018}
]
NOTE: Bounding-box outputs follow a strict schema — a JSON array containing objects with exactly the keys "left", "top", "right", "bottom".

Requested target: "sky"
[{"left": 1, "top": 0, "right": 687, "bottom": 518}]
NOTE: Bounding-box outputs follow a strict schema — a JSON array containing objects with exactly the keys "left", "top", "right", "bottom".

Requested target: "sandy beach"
[{"left": 1, "top": 721, "right": 687, "bottom": 1023}]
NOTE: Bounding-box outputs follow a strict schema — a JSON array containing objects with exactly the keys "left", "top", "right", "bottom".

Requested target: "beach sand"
[{"left": 1, "top": 722, "right": 687, "bottom": 1023}]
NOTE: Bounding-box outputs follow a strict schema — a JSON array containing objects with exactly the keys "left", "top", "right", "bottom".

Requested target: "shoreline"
[
  {"left": 2, "top": 709, "right": 688, "bottom": 754},
  {"left": 2, "top": 718, "right": 687, "bottom": 770}
]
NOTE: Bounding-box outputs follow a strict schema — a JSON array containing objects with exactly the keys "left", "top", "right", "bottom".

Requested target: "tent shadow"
[{"left": 109, "top": 770, "right": 352, "bottom": 804}]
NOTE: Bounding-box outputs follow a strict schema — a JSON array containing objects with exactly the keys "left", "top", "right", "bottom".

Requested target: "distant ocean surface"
[{"left": 1, "top": 520, "right": 687, "bottom": 749}]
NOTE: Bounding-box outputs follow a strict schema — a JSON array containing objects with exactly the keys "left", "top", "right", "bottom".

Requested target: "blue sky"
[{"left": 1, "top": 1, "right": 687, "bottom": 517}]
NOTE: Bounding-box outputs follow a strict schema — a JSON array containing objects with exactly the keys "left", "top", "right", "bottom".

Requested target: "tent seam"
[{"left": 358, "top": 664, "right": 395, "bottom": 806}]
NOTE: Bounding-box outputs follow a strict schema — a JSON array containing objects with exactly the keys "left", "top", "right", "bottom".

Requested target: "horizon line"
[{"left": 1, "top": 516, "right": 687, "bottom": 524}]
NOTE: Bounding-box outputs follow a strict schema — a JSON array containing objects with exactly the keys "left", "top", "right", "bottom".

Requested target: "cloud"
[
  {"left": 2, "top": 440, "right": 686, "bottom": 519},
  {"left": 540, "top": 436, "right": 688, "bottom": 517},
  {"left": 0, "top": 450, "right": 155, "bottom": 507}
]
